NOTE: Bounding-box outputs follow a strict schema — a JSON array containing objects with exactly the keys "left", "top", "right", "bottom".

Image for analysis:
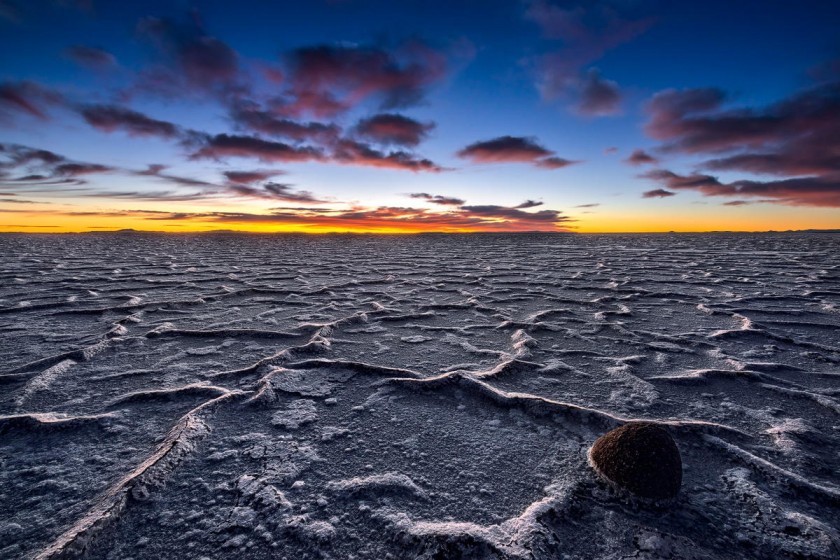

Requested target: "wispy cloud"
[
  {"left": 408, "top": 192, "right": 465, "bottom": 205},
  {"left": 134, "top": 15, "right": 242, "bottom": 98},
  {"left": 65, "top": 45, "right": 117, "bottom": 69},
  {"left": 331, "top": 139, "right": 443, "bottom": 172},
  {"left": 524, "top": 0, "right": 653, "bottom": 116},
  {"left": 190, "top": 134, "right": 324, "bottom": 163},
  {"left": 80, "top": 105, "right": 180, "bottom": 138},
  {"left": 0, "top": 80, "right": 63, "bottom": 121}
]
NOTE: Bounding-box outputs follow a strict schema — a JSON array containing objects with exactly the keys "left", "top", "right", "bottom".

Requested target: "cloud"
[
  {"left": 457, "top": 136, "right": 577, "bottom": 169},
  {"left": 642, "top": 188, "right": 675, "bottom": 198},
  {"left": 641, "top": 168, "right": 840, "bottom": 207},
  {"left": 537, "top": 156, "right": 577, "bottom": 169},
  {"left": 53, "top": 162, "right": 113, "bottom": 176},
  {"left": 0, "top": 144, "right": 115, "bottom": 192},
  {"left": 222, "top": 170, "right": 286, "bottom": 185},
  {"left": 460, "top": 205, "right": 564, "bottom": 222},
  {"left": 409, "top": 192, "right": 465, "bottom": 205},
  {"left": 277, "top": 41, "right": 447, "bottom": 117},
  {"left": 134, "top": 164, "right": 214, "bottom": 187},
  {"left": 4, "top": 181, "right": 573, "bottom": 231},
  {"left": 624, "top": 149, "right": 658, "bottom": 166},
  {"left": 190, "top": 134, "right": 324, "bottom": 163},
  {"left": 515, "top": 200, "right": 543, "bottom": 208},
  {"left": 0, "top": 144, "right": 336, "bottom": 204},
  {"left": 331, "top": 139, "right": 443, "bottom": 172},
  {"left": 0, "top": 0, "right": 21, "bottom": 23},
  {"left": 0, "top": 81, "right": 63, "bottom": 121},
  {"left": 140, "top": 203, "right": 573, "bottom": 232},
  {"left": 354, "top": 113, "right": 434, "bottom": 147},
  {"left": 0, "top": 197, "right": 45, "bottom": 204},
  {"left": 576, "top": 69, "right": 621, "bottom": 116},
  {"left": 524, "top": 1, "right": 652, "bottom": 112},
  {"left": 65, "top": 45, "right": 117, "bottom": 69},
  {"left": 0, "top": 144, "right": 64, "bottom": 167},
  {"left": 78, "top": 190, "right": 208, "bottom": 202},
  {"left": 645, "top": 81, "right": 840, "bottom": 176},
  {"left": 640, "top": 169, "right": 728, "bottom": 195},
  {"left": 135, "top": 15, "right": 242, "bottom": 97},
  {"left": 80, "top": 105, "right": 180, "bottom": 138},
  {"left": 225, "top": 182, "right": 327, "bottom": 203},
  {"left": 230, "top": 104, "right": 340, "bottom": 142},
  {"left": 641, "top": 74, "right": 840, "bottom": 207},
  {"left": 574, "top": 203, "right": 600, "bottom": 208}
]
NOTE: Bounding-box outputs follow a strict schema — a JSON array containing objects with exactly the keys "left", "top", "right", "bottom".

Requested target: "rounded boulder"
[{"left": 589, "top": 422, "right": 682, "bottom": 501}]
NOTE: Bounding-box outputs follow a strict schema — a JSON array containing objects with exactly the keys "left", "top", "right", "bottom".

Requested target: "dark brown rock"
[{"left": 589, "top": 422, "right": 682, "bottom": 501}]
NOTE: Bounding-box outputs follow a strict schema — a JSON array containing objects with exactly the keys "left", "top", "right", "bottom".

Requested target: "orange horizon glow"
[{"left": 3, "top": 206, "right": 839, "bottom": 234}]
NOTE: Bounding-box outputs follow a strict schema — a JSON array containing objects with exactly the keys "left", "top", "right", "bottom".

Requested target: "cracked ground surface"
[{"left": 1, "top": 232, "right": 839, "bottom": 559}]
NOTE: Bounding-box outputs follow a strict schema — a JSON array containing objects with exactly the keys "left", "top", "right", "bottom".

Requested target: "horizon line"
[{"left": 2, "top": 229, "right": 838, "bottom": 235}]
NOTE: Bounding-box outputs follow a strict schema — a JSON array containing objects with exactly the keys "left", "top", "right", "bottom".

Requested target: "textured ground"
[{"left": 1, "top": 232, "right": 839, "bottom": 560}]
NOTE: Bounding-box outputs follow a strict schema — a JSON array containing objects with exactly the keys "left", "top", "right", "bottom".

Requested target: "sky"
[{"left": 1, "top": 0, "right": 839, "bottom": 233}]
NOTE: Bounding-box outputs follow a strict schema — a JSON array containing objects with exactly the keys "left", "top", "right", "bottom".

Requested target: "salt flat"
[{"left": 1, "top": 232, "right": 838, "bottom": 559}]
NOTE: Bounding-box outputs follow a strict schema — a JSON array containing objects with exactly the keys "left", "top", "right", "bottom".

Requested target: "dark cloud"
[
  {"left": 331, "top": 139, "right": 443, "bottom": 172},
  {"left": 0, "top": 144, "right": 65, "bottom": 167},
  {"left": 0, "top": 0, "right": 21, "bottom": 23},
  {"left": 576, "top": 69, "right": 621, "bottom": 116},
  {"left": 0, "top": 197, "right": 44, "bottom": 204},
  {"left": 624, "top": 149, "right": 658, "bottom": 166},
  {"left": 222, "top": 170, "right": 285, "bottom": 185},
  {"left": 230, "top": 104, "right": 340, "bottom": 142},
  {"left": 460, "top": 204, "right": 565, "bottom": 222},
  {"left": 65, "top": 45, "right": 117, "bottom": 69},
  {"left": 78, "top": 190, "right": 208, "bottom": 202},
  {"left": 277, "top": 41, "right": 447, "bottom": 117},
  {"left": 409, "top": 192, "right": 465, "bottom": 205},
  {"left": 641, "top": 75, "right": 840, "bottom": 207},
  {"left": 0, "top": 144, "right": 113, "bottom": 191},
  {"left": 53, "top": 162, "right": 112, "bottom": 176},
  {"left": 515, "top": 200, "right": 543, "bottom": 208},
  {"left": 574, "top": 203, "right": 600, "bottom": 208},
  {"left": 642, "top": 188, "right": 676, "bottom": 198},
  {"left": 0, "top": 81, "right": 63, "bottom": 121},
  {"left": 134, "top": 164, "right": 214, "bottom": 187},
  {"left": 80, "top": 105, "right": 180, "bottom": 138},
  {"left": 537, "top": 156, "right": 577, "bottom": 169},
  {"left": 525, "top": 1, "right": 652, "bottom": 112},
  {"left": 354, "top": 113, "right": 434, "bottom": 147},
  {"left": 457, "top": 136, "right": 577, "bottom": 169},
  {"left": 642, "top": 169, "right": 840, "bottom": 207},
  {"left": 190, "top": 134, "right": 324, "bottom": 163},
  {"left": 225, "top": 182, "right": 327, "bottom": 203},
  {"left": 0, "top": 145, "right": 217, "bottom": 199},
  {"left": 640, "top": 169, "right": 728, "bottom": 195},
  {"left": 135, "top": 15, "right": 241, "bottom": 97},
  {"left": 645, "top": 81, "right": 840, "bottom": 176}
]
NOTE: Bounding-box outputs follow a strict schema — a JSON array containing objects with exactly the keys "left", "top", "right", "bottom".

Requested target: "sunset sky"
[{"left": 1, "top": 0, "right": 839, "bottom": 233}]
